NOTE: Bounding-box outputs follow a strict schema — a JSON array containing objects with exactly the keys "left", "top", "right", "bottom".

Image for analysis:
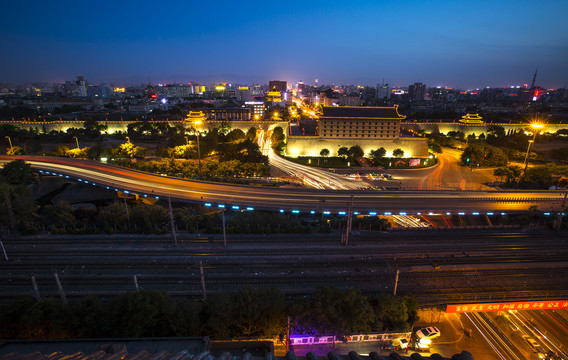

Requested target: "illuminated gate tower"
[
  {"left": 185, "top": 111, "right": 207, "bottom": 129},
  {"left": 318, "top": 105, "right": 405, "bottom": 140}
]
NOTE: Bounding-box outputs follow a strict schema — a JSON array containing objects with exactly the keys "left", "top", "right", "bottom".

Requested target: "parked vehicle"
[{"left": 415, "top": 327, "right": 441, "bottom": 340}]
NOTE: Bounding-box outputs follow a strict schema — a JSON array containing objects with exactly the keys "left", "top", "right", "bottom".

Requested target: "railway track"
[{"left": 1, "top": 232, "right": 567, "bottom": 306}]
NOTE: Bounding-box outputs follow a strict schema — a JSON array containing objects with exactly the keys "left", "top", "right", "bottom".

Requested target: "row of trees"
[
  {"left": 317, "top": 146, "right": 404, "bottom": 161},
  {"left": 0, "top": 288, "right": 418, "bottom": 340},
  {"left": 494, "top": 164, "right": 568, "bottom": 189}
]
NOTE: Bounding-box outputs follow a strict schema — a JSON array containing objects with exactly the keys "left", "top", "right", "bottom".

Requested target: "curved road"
[{"left": 0, "top": 156, "right": 565, "bottom": 214}]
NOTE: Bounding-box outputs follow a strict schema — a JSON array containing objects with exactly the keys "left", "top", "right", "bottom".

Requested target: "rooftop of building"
[{"left": 321, "top": 106, "right": 405, "bottom": 119}]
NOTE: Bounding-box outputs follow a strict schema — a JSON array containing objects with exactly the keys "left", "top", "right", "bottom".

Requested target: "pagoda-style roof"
[
  {"left": 321, "top": 105, "right": 405, "bottom": 119},
  {"left": 459, "top": 113, "right": 484, "bottom": 123},
  {"left": 461, "top": 113, "right": 483, "bottom": 120},
  {"left": 185, "top": 111, "right": 207, "bottom": 123}
]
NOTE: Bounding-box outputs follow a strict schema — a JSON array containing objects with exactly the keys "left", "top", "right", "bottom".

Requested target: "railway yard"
[{"left": 1, "top": 230, "right": 567, "bottom": 305}]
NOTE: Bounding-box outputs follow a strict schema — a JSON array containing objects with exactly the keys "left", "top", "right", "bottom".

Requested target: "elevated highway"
[{"left": 1, "top": 156, "right": 565, "bottom": 215}]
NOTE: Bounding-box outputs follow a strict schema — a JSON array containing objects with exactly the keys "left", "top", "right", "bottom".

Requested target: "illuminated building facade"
[
  {"left": 319, "top": 106, "right": 404, "bottom": 140},
  {"left": 266, "top": 87, "right": 283, "bottom": 102},
  {"left": 197, "top": 107, "right": 251, "bottom": 121},
  {"left": 245, "top": 101, "right": 265, "bottom": 119},
  {"left": 287, "top": 105, "right": 429, "bottom": 158}
]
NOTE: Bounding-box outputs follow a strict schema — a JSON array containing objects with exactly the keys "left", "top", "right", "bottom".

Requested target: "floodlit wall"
[{"left": 286, "top": 136, "right": 429, "bottom": 158}]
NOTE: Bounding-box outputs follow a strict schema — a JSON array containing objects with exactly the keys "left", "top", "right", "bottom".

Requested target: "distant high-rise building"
[
  {"left": 377, "top": 82, "right": 391, "bottom": 99},
  {"left": 408, "top": 82, "right": 426, "bottom": 101},
  {"left": 64, "top": 76, "right": 88, "bottom": 97},
  {"left": 268, "top": 80, "right": 287, "bottom": 93}
]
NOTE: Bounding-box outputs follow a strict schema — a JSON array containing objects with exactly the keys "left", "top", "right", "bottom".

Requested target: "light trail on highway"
[
  {"left": 466, "top": 312, "right": 524, "bottom": 360},
  {"left": 1, "top": 156, "right": 565, "bottom": 214}
]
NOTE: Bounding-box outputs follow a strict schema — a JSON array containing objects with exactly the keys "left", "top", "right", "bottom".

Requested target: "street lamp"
[
  {"left": 5, "top": 136, "right": 13, "bottom": 153},
  {"left": 125, "top": 136, "right": 131, "bottom": 143},
  {"left": 192, "top": 119, "right": 203, "bottom": 171},
  {"left": 184, "top": 136, "right": 189, "bottom": 145},
  {"left": 523, "top": 123, "right": 544, "bottom": 172},
  {"left": 73, "top": 136, "right": 79, "bottom": 149}
]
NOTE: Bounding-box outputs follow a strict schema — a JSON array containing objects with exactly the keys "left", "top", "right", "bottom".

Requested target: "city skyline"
[{"left": 1, "top": 1, "right": 567, "bottom": 89}]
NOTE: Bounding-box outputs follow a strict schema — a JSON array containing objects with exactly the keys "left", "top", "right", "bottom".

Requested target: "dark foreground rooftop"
[{"left": 0, "top": 339, "right": 474, "bottom": 360}]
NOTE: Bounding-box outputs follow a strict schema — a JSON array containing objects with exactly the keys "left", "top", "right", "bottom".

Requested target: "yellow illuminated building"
[
  {"left": 319, "top": 105, "right": 405, "bottom": 140},
  {"left": 458, "top": 113, "right": 484, "bottom": 124},
  {"left": 286, "top": 105, "right": 429, "bottom": 158},
  {"left": 185, "top": 111, "right": 207, "bottom": 126},
  {"left": 266, "top": 87, "right": 282, "bottom": 102}
]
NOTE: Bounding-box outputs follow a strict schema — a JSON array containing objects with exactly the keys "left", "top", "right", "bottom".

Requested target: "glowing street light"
[
  {"left": 5, "top": 136, "right": 13, "bottom": 153},
  {"left": 185, "top": 111, "right": 206, "bottom": 173},
  {"left": 125, "top": 136, "right": 131, "bottom": 143},
  {"left": 523, "top": 123, "right": 544, "bottom": 172},
  {"left": 73, "top": 136, "right": 80, "bottom": 149}
]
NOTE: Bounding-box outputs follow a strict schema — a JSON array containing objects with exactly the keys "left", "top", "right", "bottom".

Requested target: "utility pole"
[
  {"left": 199, "top": 261, "right": 207, "bottom": 300},
  {"left": 31, "top": 274, "right": 41, "bottom": 301},
  {"left": 133, "top": 275, "right": 139, "bottom": 291},
  {"left": 222, "top": 208, "right": 227, "bottom": 248},
  {"left": 53, "top": 272, "right": 67, "bottom": 304},
  {"left": 123, "top": 195, "right": 131, "bottom": 230},
  {"left": 3, "top": 192, "right": 15, "bottom": 230},
  {"left": 168, "top": 197, "right": 178, "bottom": 246},
  {"left": 342, "top": 196, "right": 354, "bottom": 245},
  {"left": 554, "top": 192, "right": 567, "bottom": 231},
  {"left": 0, "top": 233, "right": 8, "bottom": 261},
  {"left": 393, "top": 269, "right": 400, "bottom": 296}
]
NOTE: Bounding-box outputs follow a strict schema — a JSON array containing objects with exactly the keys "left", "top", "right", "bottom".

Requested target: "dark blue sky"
[{"left": 1, "top": 0, "right": 567, "bottom": 89}]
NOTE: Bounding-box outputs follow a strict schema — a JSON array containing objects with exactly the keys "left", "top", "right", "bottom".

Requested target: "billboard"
[
  {"left": 409, "top": 159, "right": 420, "bottom": 167},
  {"left": 446, "top": 300, "right": 568, "bottom": 313}
]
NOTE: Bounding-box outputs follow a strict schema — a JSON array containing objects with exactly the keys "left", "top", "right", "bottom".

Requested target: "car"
[
  {"left": 415, "top": 326, "right": 441, "bottom": 340},
  {"left": 522, "top": 336, "right": 546, "bottom": 358}
]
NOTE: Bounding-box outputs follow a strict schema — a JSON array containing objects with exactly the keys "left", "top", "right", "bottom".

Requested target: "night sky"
[{"left": 1, "top": 0, "right": 567, "bottom": 89}]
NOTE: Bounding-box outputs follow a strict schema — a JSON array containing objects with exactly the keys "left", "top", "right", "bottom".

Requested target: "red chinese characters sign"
[{"left": 446, "top": 300, "right": 568, "bottom": 313}]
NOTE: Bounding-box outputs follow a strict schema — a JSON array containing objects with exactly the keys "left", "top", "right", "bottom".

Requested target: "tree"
[
  {"left": 368, "top": 147, "right": 386, "bottom": 160},
  {"left": 40, "top": 201, "right": 76, "bottom": 230},
  {"left": 461, "top": 143, "right": 508, "bottom": 167},
  {"left": 52, "top": 145, "right": 71, "bottom": 157},
  {"left": 369, "top": 294, "right": 418, "bottom": 331},
  {"left": 226, "top": 129, "right": 246, "bottom": 142},
  {"left": 246, "top": 127, "right": 257, "bottom": 141},
  {"left": 337, "top": 147, "right": 349, "bottom": 158},
  {"left": 106, "top": 290, "right": 179, "bottom": 337},
  {"left": 0, "top": 159, "right": 35, "bottom": 185},
  {"left": 24, "top": 140, "right": 43, "bottom": 155},
  {"left": 204, "top": 287, "right": 286, "bottom": 339},
  {"left": 270, "top": 127, "right": 286, "bottom": 154},
  {"left": 428, "top": 142, "right": 442, "bottom": 154},
  {"left": 96, "top": 203, "right": 127, "bottom": 232},
  {"left": 519, "top": 165, "right": 555, "bottom": 189},
  {"left": 291, "top": 287, "right": 374, "bottom": 340},
  {"left": 392, "top": 148, "right": 404, "bottom": 158},
  {"left": 348, "top": 145, "right": 364, "bottom": 159},
  {"left": 320, "top": 148, "right": 330, "bottom": 157}
]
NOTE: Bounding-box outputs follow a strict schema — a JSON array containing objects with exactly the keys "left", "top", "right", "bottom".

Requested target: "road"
[
  {"left": 2, "top": 156, "right": 564, "bottom": 214},
  {"left": 390, "top": 148, "right": 496, "bottom": 191}
]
